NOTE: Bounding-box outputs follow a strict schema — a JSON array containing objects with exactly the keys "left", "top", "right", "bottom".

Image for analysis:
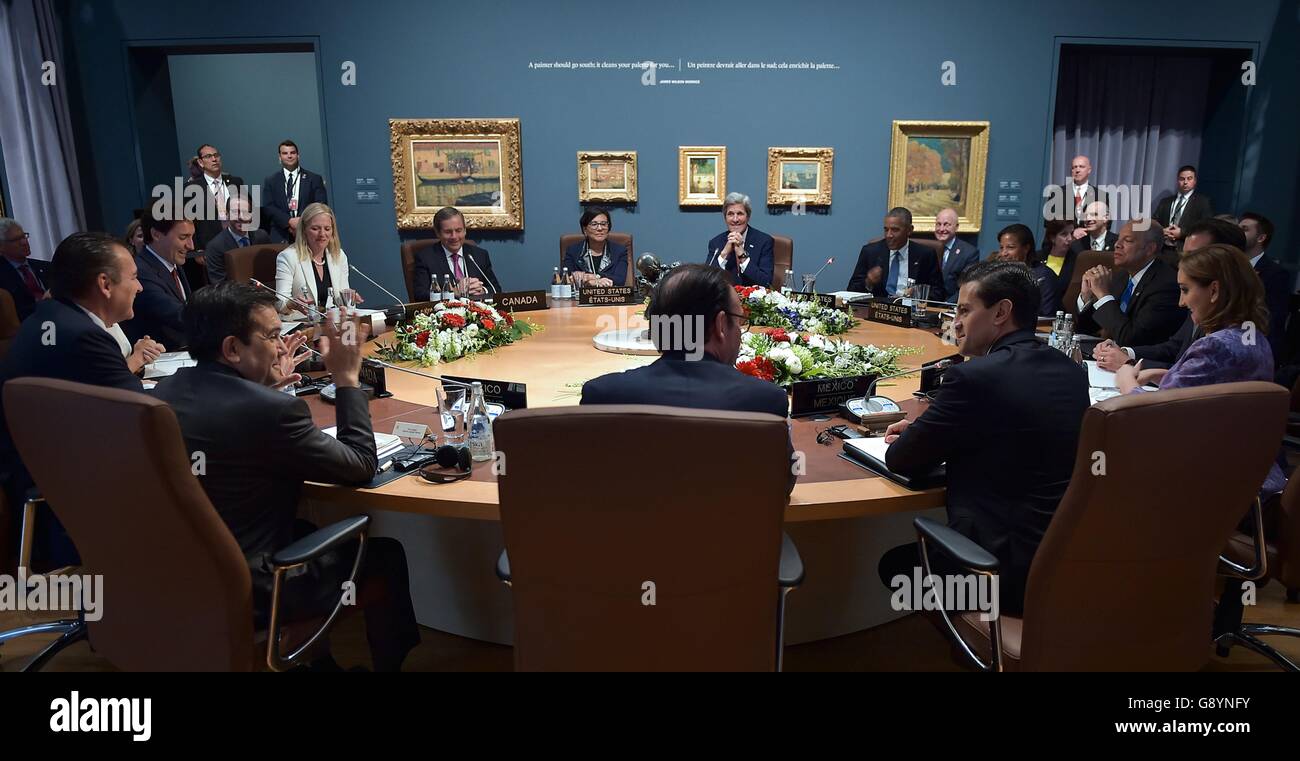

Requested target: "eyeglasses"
[
  {"left": 2, "top": 233, "right": 30, "bottom": 244},
  {"left": 200, "top": 152, "right": 222, "bottom": 160},
  {"left": 586, "top": 222, "right": 610, "bottom": 229},
  {"left": 723, "top": 310, "right": 749, "bottom": 327}
]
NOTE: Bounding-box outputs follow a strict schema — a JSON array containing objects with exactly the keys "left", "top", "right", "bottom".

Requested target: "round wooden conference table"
[{"left": 300, "top": 300, "right": 956, "bottom": 645}]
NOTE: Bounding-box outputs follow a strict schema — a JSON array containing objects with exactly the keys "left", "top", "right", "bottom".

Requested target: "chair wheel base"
[{"left": 1216, "top": 643, "right": 1232, "bottom": 658}]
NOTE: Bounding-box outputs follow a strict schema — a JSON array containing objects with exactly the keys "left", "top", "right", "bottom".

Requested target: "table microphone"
[
  {"left": 349, "top": 264, "right": 408, "bottom": 307},
  {"left": 249, "top": 278, "right": 327, "bottom": 322},
  {"left": 803, "top": 257, "right": 835, "bottom": 292},
  {"left": 465, "top": 254, "right": 497, "bottom": 295},
  {"left": 864, "top": 366, "right": 922, "bottom": 398}
]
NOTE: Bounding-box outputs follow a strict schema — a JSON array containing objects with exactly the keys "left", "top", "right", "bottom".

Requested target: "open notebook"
[{"left": 840, "top": 436, "right": 946, "bottom": 490}]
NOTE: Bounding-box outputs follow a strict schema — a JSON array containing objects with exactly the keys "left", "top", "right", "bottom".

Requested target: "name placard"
[
  {"left": 866, "top": 301, "right": 913, "bottom": 328},
  {"left": 789, "top": 374, "right": 875, "bottom": 417},
  {"left": 578, "top": 286, "right": 637, "bottom": 306},
  {"left": 786, "top": 291, "right": 838, "bottom": 308},
  {"left": 442, "top": 375, "right": 528, "bottom": 409},
  {"left": 359, "top": 359, "right": 392, "bottom": 397},
  {"left": 494, "top": 290, "right": 549, "bottom": 312}
]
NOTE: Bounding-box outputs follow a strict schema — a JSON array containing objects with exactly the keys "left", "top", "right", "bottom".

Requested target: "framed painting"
[
  {"left": 577, "top": 151, "right": 638, "bottom": 203},
  {"left": 767, "top": 147, "right": 833, "bottom": 206},
  {"left": 678, "top": 146, "right": 727, "bottom": 206},
  {"left": 390, "top": 118, "right": 523, "bottom": 230},
  {"left": 887, "top": 121, "right": 989, "bottom": 231}
]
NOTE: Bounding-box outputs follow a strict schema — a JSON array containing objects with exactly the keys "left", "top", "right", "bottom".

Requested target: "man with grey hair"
[
  {"left": 848, "top": 207, "right": 943, "bottom": 297},
  {"left": 0, "top": 217, "right": 50, "bottom": 320},
  {"left": 933, "top": 207, "right": 980, "bottom": 300},
  {"left": 705, "top": 192, "right": 774, "bottom": 287},
  {"left": 1075, "top": 219, "right": 1185, "bottom": 346}
]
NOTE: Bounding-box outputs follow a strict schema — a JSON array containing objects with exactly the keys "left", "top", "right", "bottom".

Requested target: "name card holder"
[
  {"left": 786, "top": 291, "right": 838, "bottom": 308},
  {"left": 866, "top": 301, "right": 913, "bottom": 329},
  {"left": 789, "top": 374, "right": 875, "bottom": 417},
  {"left": 493, "top": 290, "right": 549, "bottom": 312},
  {"left": 442, "top": 374, "right": 528, "bottom": 409},
  {"left": 578, "top": 286, "right": 638, "bottom": 306}
]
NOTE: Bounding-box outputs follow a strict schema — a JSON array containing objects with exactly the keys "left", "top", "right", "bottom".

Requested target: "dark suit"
[
  {"left": 1253, "top": 254, "right": 1289, "bottom": 361},
  {"left": 1130, "top": 315, "right": 1200, "bottom": 370},
  {"left": 1029, "top": 262, "right": 1061, "bottom": 318},
  {"left": 937, "top": 239, "right": 981, "bottom": 301},
  {"left": 1056, "top": 180, "right": 1107, "bottom": 223},
  {"left": 203, "top": 227, "right": 271, "bottom": 285},
  {"left": 261, "top": 168, "right": 328, "bottom": 244},
  {"left": 847, "top": 240, "right": 943, "bottom": 298},
  {"left": 1153, "top": 191, "right": 1213, "bottom": 253},
  {"left": 122, "top": 247, "right": 192, "bottom": 349},
  {"left": 885, "top": 330, "right": 1090, "bottom": 614},
  {"left": 0, "top": 297, "right": 145, "bottom": 567},
  {"left": 152, "top": 361, "right": 417, "bottom": 669},
  {"left": 706, "top": 226, "right": 774, "bottom": 287},
  {"left": 184, "top": 174, "right": 247, "bottom": 250},
  {"left": 1076, "top": 257, "right": 1186, "bottom": 346},
  {"left": 411, "top": 243, "right": 502, "bottom": 301},
  {"left": 1060, "top": 231, "right": 1118, "bottom": 295},
  {"left": 563, "top": 239, "right": 629, "bottom": 286},
  {"left": 0, "top": 257, "right": 50, "bottom": 321},
  {"left": 581, "top": 352, "right": 795, "bottom": 492}
]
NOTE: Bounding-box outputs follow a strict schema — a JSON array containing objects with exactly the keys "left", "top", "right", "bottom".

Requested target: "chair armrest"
[
  {"left": 272, "top": 515, "right": 370, "bottom": 567},
  {"left": 913, "top": 516, "right": 1000, "bottom": 573},
  {"left": 495, "top": 549, "right": 511, "bottom": 584},
  {"left": 779, "top": 533, "right": 804, "bottom": 588}
]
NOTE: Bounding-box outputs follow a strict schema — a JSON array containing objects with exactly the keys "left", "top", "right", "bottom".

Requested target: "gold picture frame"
[
  {"left": 767, "top": 147, "right": 833, "bottom": 206},
  {"left": 577, "top": 151, "right": 638, "bottom": 203},
  {"left": 887, "top": 120, "right": 989, "bottom": 232},
  {"left": 678, "top": 146, "right": 727, "bottom": 206},
  {"left": 390, "top": 118, "right": 523, "bottom": 230}
]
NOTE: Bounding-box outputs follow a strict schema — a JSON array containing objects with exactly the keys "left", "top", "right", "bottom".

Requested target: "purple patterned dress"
[{"left": 1129, "top": 324, "right": 1285, "bottom": 495}]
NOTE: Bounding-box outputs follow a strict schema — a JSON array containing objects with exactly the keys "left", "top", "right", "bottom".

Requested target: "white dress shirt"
[
  {"left": 888, "top": 243, "right": 910, "bottom": 295},
  {"left": 206, "top": 173, "right": 228, "bottom": 219},
  {"left": 77, "top": 304, "right": 132, "bottom": 358},
  {"left": 283, "top": 168, "right": 301, "bottom": 215},
  {"left": 716, "top": 227, "right": 751, "bottom": 273}
]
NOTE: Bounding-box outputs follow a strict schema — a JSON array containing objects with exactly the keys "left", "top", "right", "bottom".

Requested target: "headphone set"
[{"left": 392, "top": 442, "right": 473, "bottom": 484}]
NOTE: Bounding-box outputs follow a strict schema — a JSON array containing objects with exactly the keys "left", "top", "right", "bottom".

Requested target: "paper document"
[
  {"left": 143, "top": 352, "right": 197, "bottom": 379},
  {"left": 1085, "top": 360, "right": 1118, "bottom": 389},
  {"left": 827, "top": 290, "right": 873, "bottom": 303},
  {"left": 322, "top": 427, "right": 405, "bottom": 459},
  {"left": 843, "top": 436, "right": 892, "bottom": 463}
]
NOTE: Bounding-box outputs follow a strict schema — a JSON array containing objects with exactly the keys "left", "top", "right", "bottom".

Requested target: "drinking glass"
[{"left": 437, "top": 385, "right": 467, "bottom": 445}]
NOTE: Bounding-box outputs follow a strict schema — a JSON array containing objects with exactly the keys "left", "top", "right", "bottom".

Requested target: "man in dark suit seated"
[
  {"left": 878, "top": 261, "right": 1090, "bottom": 615},
  {"left": 0, "top": 217, "right": 50, "bottom": 321},
  {"left": 1059, "top": 200, "right": 1118, "bottom": 292},
  {"left": 847, "top": 207, "right": 943, "bottom": 298},
  {"left": 121, "top": 209, "right": 195, "bottom": 349},
  {"left": 1093, "top": 218, "right": 1249, "bottom": 371},
  {"left": 411, "top": 207, "right": 502, "bottom": 300},
  {"left": 704, "top": 192, "right": 774, "bottom": 287},
  {"left": 1239, "top": 212, "right": 1289, "bottom": 363},
  {"left": 1074, "top": 219, "right": 1186, "bottom": 346},
  {"left": 1153, "top": 165, "right": 1213, "bottom": 260},
  {"left": 934, "top": 207, "right": 981, "bottom": 301},
  {"left": 581, "top": 263, "right": 796, "bottom": 492},
  {"left": 203, "top": 195, "right": 271, "bottom": 285},
  {"left": 152, "top": 284, "right": 419, "bottom": 671},
  {"left": 261, "top": 139, "right": 329, "bottom": 244},
  {"left": 0, "top": 232, "right": 148, "bottom": 568}
]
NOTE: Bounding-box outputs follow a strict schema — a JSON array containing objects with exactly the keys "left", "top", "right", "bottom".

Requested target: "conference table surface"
[{"left": 302, "top": 300, "right": 954, "bottom": 521}]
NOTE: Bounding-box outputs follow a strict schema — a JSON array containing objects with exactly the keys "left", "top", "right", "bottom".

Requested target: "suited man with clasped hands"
[
  {"left": 1074, "top": 220, "right": 1186, "bottom": 347},
  {"left": 704, "top": 192, "right": 774, "bottom": 288},
  {"left": 411, "top": 207, "right": 503, "bottom": 300}
]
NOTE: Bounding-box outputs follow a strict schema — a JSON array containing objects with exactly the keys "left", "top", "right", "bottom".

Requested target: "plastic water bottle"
[
  {"left": 781, "top": 270, "right": 793, "bottom": 297},
  {"left": 1050, "top": 311, "right": 1064, "bottom": 350},
  {"left": 467, "top": 382, "right": 494, "bottom": 463},
  {"left": 1059, "top": 314, "right": 1074, "bottom": 354},
  {"left": 441, "top": 274, "right": 454, "bottom": 301},
  {"left": 560, "top": 268, "right": 573, "bottom": 300}
]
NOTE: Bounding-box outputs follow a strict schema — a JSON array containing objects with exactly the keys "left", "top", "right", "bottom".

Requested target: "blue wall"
[
  {"left": 168, "top": 52, "right": 328, "bottom": 187},
  {"left": 61, "top": 0, "right": 1299, "bottom": 300}
]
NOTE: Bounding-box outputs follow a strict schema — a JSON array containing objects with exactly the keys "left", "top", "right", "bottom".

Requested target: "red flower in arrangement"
[
  {"left": 762, "top": 327, "right": 792, "bottom": 343},
  {"left": 413, "top": 330, "right": 430, "bottom": 348},
  {"left": 736, "top": 356, "right": 777, "bottom": 382},
  {"left": 481, "top": 318, "right": 496, "bottom": 331},
  {"left": 468, "top": 304, "right": 491, "bottom": 317},
  {"left": 503, "top": 312, "right": 515, "bottom": 326},
  {"left": 735, "top": 285, "right": 760, "bottom": 299},
  {"left": 444, "top": 301, "right": 465, "bottom": 309},
  {"left": 441, "top": 313, "right": 467, "bottom": 329}
]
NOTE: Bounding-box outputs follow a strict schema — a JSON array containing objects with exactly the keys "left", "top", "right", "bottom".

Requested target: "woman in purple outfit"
[{"left": 1117, "top": 244, "right": 1283, "bottom": 495}]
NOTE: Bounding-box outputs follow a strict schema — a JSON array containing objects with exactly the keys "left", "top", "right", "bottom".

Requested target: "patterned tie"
[
  {"left": 214, "top": 179, "right": 228, "bottom": 220},
  {"left": 887, "top": 251, "right": 901, "bottom": 295},
  {"left": 172, "top": 268, "right": 186, "bottom": 301},
  {"left": 1119, "top": 279, "right": 1135, "bottom": 313},
  {"left": 1170, "top": 195, "right": 1186, "bottom": 227},
  {"left": 17, "top": 264, "right": 42, "bottom": 299},
  {"left": 451, "top": 252, "right": 465, "bottom": 281},
  {"left": 238, "top": 235, "right": 250, "bottom": 248}
]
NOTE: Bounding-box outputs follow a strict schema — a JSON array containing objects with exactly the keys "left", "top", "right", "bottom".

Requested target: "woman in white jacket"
[{"left": 274, "top": 202, "right": 363, "bottom": 316}]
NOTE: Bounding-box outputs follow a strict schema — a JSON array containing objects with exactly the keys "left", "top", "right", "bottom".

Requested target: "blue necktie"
[
  {"left": 1119, "top": 279, "right": 1135, "bottom": 312},
  {"left": 887, "top": 251, "right": 901, "bottom": 295},
  {"left": 238, "top": 235, "right": 249, "bottom": 248}
]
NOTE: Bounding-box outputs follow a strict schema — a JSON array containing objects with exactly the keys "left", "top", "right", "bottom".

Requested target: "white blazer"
[{"left": 275, "top": 246, "right": 351, "bottom": 314}]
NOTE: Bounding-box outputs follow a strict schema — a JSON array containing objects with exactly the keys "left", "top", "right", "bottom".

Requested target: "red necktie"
[
  {"left": 18, "top": 264, "right": 42, "bottom": 299},
  {"left": 451, "top": 252, "right": 464, "bottom": 281},
  {"left": 172, "top": 269, "right": 186, "bottom": 301}
]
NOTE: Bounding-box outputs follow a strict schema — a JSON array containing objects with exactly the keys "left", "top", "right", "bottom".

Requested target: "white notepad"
[
  {"left": 321, "top": 427, "right": 405, "bottom": 459},
  {"left": 1084, "top": 360, "right": 1118, "bottom": 389},
  {"left": 843, "top": 436, "right": 892, "bottom": 463},
  {"left": 143, "top": 351, "right": 197, "bottom": 379}
]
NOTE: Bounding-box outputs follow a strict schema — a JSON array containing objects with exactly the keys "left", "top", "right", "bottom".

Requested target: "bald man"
[
  {"left": 933, "top": 208, "right": 980, "bottom": 301},
  {"left": 1064, "top": 155, "right": 1107, "bottom": 224}
]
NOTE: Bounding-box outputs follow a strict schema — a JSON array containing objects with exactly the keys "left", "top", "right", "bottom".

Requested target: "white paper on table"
[
  {"left": 827, "top": 290, "right": 874, "bottom": 303},
  {"left": 321, "top": 427, "right": 405, "bottom": 459},
  {"left": 143, "top": 351, "right": 197, "bottom": 379},
  {"left": 843, "top": 436, "right": 892, "bottom": 462},
  {"left": 1090, "top": 388, "right": 1122, "bottom": 405},
  {"left": 1084, "top": 360, "right": 1118, "bottom": 389}
]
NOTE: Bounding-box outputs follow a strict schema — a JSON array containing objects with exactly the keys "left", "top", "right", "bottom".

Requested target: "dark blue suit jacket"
[
  {"left": 262, "top": 168, "right": 328, "bottom": 243},
  {"left": 0, "top": 257, "right": 50, "bottom": 321},
  {"left": 563, "top": 239, "right": 629, "bottom": 286},
  {"left": 122, "top": 247, "right": 192, "bottom": 349},
  {"left": 1254, "top": 254, "right": 1290, "bottom": 362},
  {"left": 706, "top": 226, "right": 774, "bottom": 287},
  {"left": 886, "top": 330, "right": 1090, "bottom": 615},
  {"left": 581, "top": 352, "right": 794, "bottom": 491},
  {"left": 848, "top": 240, "right": 944, "bottom": 297},
  {"left": 937, "top": 239, "right": 981, "bottom": 301}
]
